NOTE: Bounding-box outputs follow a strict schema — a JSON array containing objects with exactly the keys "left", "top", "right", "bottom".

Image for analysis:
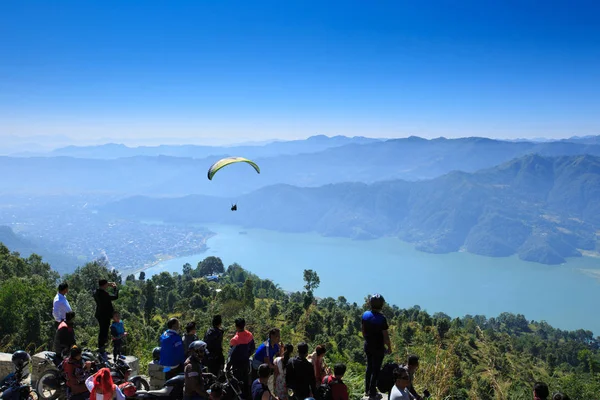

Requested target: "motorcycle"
[
  {"left": 106, "top": 357, "right": 149, "bottom": 391},
  {"left": 131, "top": 374, "right": 185, "bottom": 400},
  {"left": 36, "top": 349, "right": 148, "bottom": 400},
  {"left": 36, "top": 349, "right": 98, "bottom": 400},
  {"left": 0, "top": 372, "right": 38, "bottom": 400}
]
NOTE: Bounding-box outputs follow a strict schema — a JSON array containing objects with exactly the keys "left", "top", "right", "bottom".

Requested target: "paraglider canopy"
[{"left": 207, "top": 157, "right": 260, "bottom": 180}]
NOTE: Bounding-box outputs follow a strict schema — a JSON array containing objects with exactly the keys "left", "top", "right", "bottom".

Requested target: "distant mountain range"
[
  {"left": 102, "top": 154, "right": 600, "bottom": 265},
  {"left": 3, "top": 136, "right": 600, "bottom": 197},
  {"left": 14, "top": 134, "right": 381, "bottom": 159},
  {"left": 0, "top": 226, "right": 80, "bottom": 273}
]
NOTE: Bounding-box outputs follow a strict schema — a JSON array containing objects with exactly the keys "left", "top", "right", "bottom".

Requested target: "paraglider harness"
[{"left": 231, "top": 204, "right": 237, "bottom": 211}]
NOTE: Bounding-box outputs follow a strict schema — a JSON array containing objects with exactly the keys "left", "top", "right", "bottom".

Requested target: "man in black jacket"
[
  {"left": 204, "top": 315, "right": 225, "bottom": 377},
  {"left": 286, "top": 342, "right": 315, "bottom": 400},
  {"left": 93, "top": 279, "right": 119, "bottom": 354}
]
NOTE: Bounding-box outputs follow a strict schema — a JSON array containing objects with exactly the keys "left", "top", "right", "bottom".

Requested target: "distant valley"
[{"left": 102, "top": 154, "right": 600, "bottom": 265}]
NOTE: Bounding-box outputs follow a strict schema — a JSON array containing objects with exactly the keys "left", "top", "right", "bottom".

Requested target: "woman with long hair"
[
  {"left": 272, "top": 344, "right": 294, "bottom": 400},
  {"left": 311, "top": 345, "right": 329, "bottom": 385},
  {"left": 85, "top": 368, "right": 125, "bottom": 400}
]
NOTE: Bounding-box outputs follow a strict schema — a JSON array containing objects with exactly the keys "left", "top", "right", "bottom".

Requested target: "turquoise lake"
[{"left": 144, "top": 224, "right": 600, "bottom": 335}]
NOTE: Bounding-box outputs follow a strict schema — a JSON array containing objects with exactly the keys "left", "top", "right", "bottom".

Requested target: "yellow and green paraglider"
[
  {"left": 207, "top": 156, "right": 260, "bottom": 180},
  {"left": 207, "top": 156, "right": 260, "bottom": 211}
]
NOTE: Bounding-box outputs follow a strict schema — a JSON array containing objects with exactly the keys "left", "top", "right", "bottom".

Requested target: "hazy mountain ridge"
[
  {"left": 3, "top": 136, "right": 600, "bottom": 198},
  {"left": 0, "top": 137, "right": 600, "bottom": 197},
  {"left": 0, "top": 225, "right": 80, "bottom": 273},
  {"left": 102, "top": 154, "right": 600, "bottom": 265},
  {"left": 41, "top": 134, "right": 381, "bottom": 159}
]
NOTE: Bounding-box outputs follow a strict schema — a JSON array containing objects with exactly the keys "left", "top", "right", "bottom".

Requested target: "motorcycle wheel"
[
  {"left": 128, "top": 377, "right": 149, "bottom": 391},
  {"left": 36, "top": 371, "right": 62, "bottom": 400}
]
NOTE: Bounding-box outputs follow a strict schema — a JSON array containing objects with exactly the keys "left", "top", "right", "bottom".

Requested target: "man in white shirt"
[
  {"left": 389, "top": 367, "right": 415, "bottom": 400},
  {"left": 53, "top": 282, "right": 72, "bottom": 325}
]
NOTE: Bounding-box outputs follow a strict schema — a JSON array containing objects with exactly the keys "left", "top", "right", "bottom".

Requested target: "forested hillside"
[{"left": 1, "top": 244, "right": 599, "bottom": 399}]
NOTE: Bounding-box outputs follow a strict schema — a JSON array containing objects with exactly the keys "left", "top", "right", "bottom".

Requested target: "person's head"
[
  {"left": 258, "top": 363, "right": 271, "bottom": 381},
  {"left": 189, "top": 340, "right": 207, "bottom": 361},
  {"left": 58, "top": 282, "right": 69, "bottom": 295},
  {"left": 369, "top": 293, "right": 385, "bottom": 311},
  {"left": 268, "top": 328, "right": 280, "bottom": 343},
  {"left": 297, "top": 342, "right": 309, "bottom": 358},
  {"left": 212, "top": 315, "right": 222, "bottom": 328},
  {"left": 407, "top": 354, "right": 419, "bottom": 373},
  {"left": 186, "top": 321, "right": 197, "bottom": 335},
  {"left": 112, "top": 311, "right": 121, "bottom": 322},
  {"left": 315, "top": 345, "right": 326, "bottom": 357},
  {"left": 65, "top": 311, "right": 76, "bottom": 325},
  {"left": 283, "top": 344, "right": 293, "bottom": 357},
  {"left": 393, "top": 367, "right": 411, "bottom": 390},
  {"left": 167, "top": 318, "right": 180, "bottom": 332},
  {"left": 333, "top": 363, "right": 346, "bottom": 379},
  {"left": 93, "top": 368, "right": 114, "bottom": 397},
  {"left": 235, "top": 318, "right": 245, "bottom": 332},
  {"left": 70, "top": 346, "right": 82, "bottom": 360},
  {"left": 98, "top": 279, "right": 109, "bottom": 290},
  {"left": 534, "top": 382, "right": 549, "bottom": 399},
  {"left": 209, "top": 382, "right": 224, "bottom": 400}
]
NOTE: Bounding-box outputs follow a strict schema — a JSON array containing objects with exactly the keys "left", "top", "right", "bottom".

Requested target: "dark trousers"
[
  {"left": 113, "top": 339, "right": 123, "bottom": 361},
  {"left": 206, "top": 355, "right": 224, "bottom": 377},
  {"left": 97, "top": 318, "right": 111, "bottom": 350},
  {"left": 231, "top": 362, "right": 250, "bottom": 400},
  {"left": 365, "top": 350, "right": 385, "bottom": 395}
]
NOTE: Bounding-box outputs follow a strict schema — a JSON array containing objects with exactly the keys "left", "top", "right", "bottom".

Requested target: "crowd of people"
[{"left": 50, "top": 280, "right": 572, "bottom": 400}]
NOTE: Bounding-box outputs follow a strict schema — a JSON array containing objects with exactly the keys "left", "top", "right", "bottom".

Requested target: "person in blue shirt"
[
  {"left": 362, "top": 294, "right": 391, "bottom": 399},
  {"left": 110, "top": 311, "right": 127, "bottom": 362},
  {"left": 159, "top": 318, "right": 186, "bottom": 380},
  {"left": 251, "top": 328, "right": 280, "bottom": 380}
]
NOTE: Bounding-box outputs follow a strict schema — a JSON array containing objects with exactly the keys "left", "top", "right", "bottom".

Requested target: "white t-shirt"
[
  {"left": 85, "top": 375, "right": 126, "bottom": 400},
  {"left": 53, "top": 293, "right": 72, "bottom": 322},
  {"left": 389, "top": 385, "right": 415, "bottom": 400}
]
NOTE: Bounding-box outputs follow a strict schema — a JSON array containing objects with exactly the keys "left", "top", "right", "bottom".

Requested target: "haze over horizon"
[{"left": 1, "top": 0, "right": 599, "bottom": 144}]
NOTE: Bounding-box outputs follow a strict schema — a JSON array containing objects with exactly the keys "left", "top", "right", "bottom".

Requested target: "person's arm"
[
  {"left": 383, "top": 330, "right": 392, "bottom": 354},
  {"left": 261, "top": 390, "right": 272, "bottom": 400},
  {"left": 109, "top": 288, "right": 119, "bottom": 301},
  {"left": 85, "top": 375, "right": 95, "bottom": 392},
  {"left": 249, "top": 338, "right": 256, "bottom": 355},
  {"left": 308, "top": 363, "right": 316, "bottom": 396},
  {"left": 115, "top": 385, "right": 126, "bottom": 400},
  {"left": 361, "top": 320, "right": 367, "bottom": 339},
  {"left": 110, "top": 325, "right": 118, "bottom": 340}
]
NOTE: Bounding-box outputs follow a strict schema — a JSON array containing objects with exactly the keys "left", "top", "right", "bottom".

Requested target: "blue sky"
[{"left": 1, "top": 0, "right": 599, "bottom": 144}]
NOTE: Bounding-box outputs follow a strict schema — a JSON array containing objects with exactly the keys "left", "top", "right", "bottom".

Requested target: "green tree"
[
  {"left": 303, "top": 269, "right": 320, "bottom": 293},
  {"left": 242, "top": 279, "right": 255, "bottom": 309},
  {"left": 196, "top": 256, "right": 225, "bottom": 277}
]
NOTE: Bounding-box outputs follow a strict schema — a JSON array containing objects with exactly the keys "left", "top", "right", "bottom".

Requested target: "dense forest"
[{"left": 1, "top": 243, "right": 599, "bottom": 399}]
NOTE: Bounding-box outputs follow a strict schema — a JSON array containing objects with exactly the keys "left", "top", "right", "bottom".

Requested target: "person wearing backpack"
[
  {"left": 317, "top": 363, "right": 348, "bottom": 400},
  {"left": 362, "top": 294, "right": 392, "bottom": 399}
]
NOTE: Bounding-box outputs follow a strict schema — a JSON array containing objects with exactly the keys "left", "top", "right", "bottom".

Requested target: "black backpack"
[
  {"left": 315, "top": 375, "right": 335, "bottom": 400},
  {"left": 377, "top": 362, "right": 400, "bottom": 394}
]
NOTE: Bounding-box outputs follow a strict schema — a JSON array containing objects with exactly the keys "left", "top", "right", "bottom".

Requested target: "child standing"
[{"left": 110, "top": 311, "right": 127, "bottom": 362}]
